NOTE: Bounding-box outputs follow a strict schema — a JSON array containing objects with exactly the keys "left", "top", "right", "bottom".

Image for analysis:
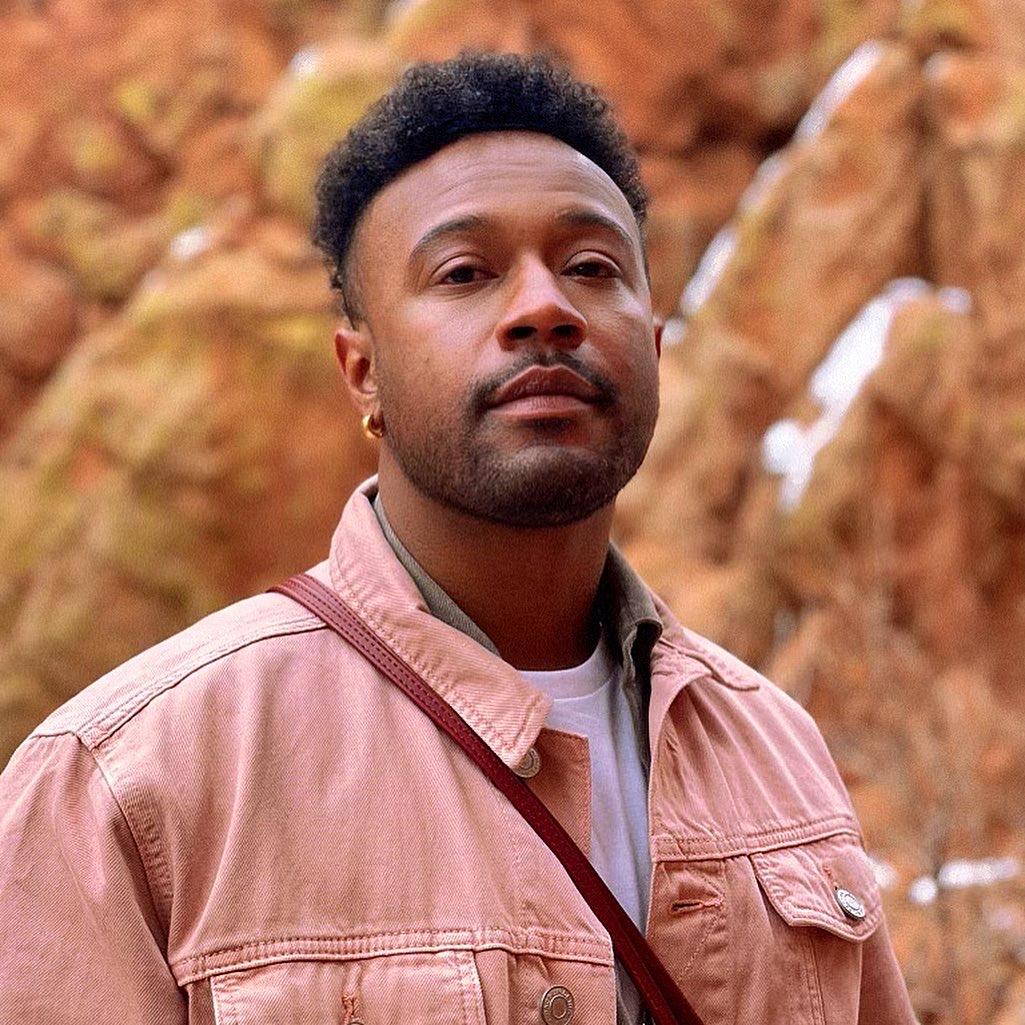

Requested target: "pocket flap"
[{"left": 750, "top": 832, "right": 883, "bottom": 942}]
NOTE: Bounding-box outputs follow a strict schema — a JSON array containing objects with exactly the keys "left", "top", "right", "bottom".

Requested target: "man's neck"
[{"left": 376, "top": 453, "right": 613, "bottom": 671}]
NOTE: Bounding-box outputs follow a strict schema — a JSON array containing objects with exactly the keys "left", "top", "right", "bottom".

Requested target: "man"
[{"left": 0, "top": 53, "right": 915, "bottom": 1024}]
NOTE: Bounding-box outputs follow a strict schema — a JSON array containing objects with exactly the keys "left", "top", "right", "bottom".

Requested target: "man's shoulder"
[
  {"left": 651, "top": 619, "right": 861, "bottom": 844},
  {"left": 681, "top": 624, "right": 833, "bottom": 746},
  {"left": 680, "top": 625, "right": 805, "bottom": 706},
  {"left": 30, "top": 565, "right": 329, "bottom": 751},
  {"left": 660, "top": 610, "right": 852, "bottom": 795}
]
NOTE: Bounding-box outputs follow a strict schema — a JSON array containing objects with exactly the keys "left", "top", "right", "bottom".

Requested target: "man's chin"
[
  {"left": 457, "top": 449, "right": 625, "bottom": 528},
  {"left": 387, "top": 427, "right": 645, "bottom": 528}
]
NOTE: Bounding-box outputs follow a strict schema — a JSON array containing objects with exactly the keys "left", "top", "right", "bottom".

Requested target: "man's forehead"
[{"left": 361, "top": 131, "right": 639, "bottom": 249}]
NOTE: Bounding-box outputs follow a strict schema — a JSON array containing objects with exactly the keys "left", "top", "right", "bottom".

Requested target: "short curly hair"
[{"left": 310, "top": 51, "right": 648, "bottom": 325}]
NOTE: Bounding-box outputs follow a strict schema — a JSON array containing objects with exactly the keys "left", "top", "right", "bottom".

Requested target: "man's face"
[{"left": 346, "top": 130, "right": 661, "bottom": 528}]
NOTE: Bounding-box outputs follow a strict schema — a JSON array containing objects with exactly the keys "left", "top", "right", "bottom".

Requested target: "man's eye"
[
  {"left": 568, "top": 259, "right": 617, "bottom": 278},
  {"left": 439, "top": 264, "right": 486, "bottom": 285}
]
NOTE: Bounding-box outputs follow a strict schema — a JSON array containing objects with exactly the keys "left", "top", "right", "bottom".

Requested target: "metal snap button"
[
  {"left": 540, "top": 985, "right": 574, "bottom": 1024},
  {"left": 835, "top": 887, "right": 866, "bottom": 920},
  {"left": 513, "top": 747, "right": 541, "bottom": 778}
]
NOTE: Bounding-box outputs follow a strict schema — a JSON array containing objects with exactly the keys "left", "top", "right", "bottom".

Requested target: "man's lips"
[
  {"left": 490, "top": 393, "right": 593, "bottom": 417},
  {"left": 486, "top": 365, "right": 602, "bottom": 409}
]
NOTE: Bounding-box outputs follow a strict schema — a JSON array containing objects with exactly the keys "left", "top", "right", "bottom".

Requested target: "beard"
[{"left": 376, "top": 352, "right": 658, "bottom": 528}]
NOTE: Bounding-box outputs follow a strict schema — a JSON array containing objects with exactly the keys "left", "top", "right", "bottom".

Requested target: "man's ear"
[
  {"left": 334, "top": 320, "right": 378, "bottom": 416},
  {"left": 653, "top": 317, "right": 664, "bottom": 360}
]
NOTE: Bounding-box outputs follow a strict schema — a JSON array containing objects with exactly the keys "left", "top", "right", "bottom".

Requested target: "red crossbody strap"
[{"left": 268, "top": 573, "right": 704, "bottom": 1025}]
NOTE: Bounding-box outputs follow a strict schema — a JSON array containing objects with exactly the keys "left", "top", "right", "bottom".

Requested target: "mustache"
[{"left": 472, "top": 352, "right": 618, "bottom": 414}]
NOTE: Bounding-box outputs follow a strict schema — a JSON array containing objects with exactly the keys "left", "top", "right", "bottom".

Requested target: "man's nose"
[{"left": 495, "top": 260, "right": 587, "bottom": 350}]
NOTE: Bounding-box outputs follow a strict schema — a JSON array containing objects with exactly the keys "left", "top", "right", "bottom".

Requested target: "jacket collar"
[
  {"left": 328, "top": 476, "right": 753, "bottom": 771},
  {"left": 329, "top": 477, "right": 549, "bottom": 770}
]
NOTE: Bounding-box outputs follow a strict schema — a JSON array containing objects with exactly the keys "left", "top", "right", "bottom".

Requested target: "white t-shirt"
[{"left": 520, "top": 630, "right": 651, "bottom": 1025}]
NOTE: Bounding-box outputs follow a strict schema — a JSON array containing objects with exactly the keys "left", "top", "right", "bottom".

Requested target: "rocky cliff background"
[{"left": 1, "top": 0, "right": 1024, "bottom": 1020}]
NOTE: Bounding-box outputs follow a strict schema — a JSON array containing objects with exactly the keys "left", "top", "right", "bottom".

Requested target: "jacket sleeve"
[
  {"left": 0, "top": 732, "right": 186, "bottom": 1023},
  {"left": 859, "top": 893, "right": 919, "bottom": 1023}
]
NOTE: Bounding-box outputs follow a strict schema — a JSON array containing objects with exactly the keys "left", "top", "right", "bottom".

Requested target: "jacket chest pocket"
[
  {"left": 203, "top": 950, "right": 487, "bottom": 1025},
  {"left": 648, "top": 831, "right": 883, "bottom": 1025},
  {"left": 194, "top": 946, "right": 620, "bottom": 1025},
  {"left": 747, "top": 831, "right": 883, "bottom": 1024}
]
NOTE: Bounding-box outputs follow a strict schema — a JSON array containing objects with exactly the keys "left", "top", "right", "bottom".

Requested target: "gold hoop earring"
[{"left": 361, "top": 411, "right": 385, "bottom": 439}]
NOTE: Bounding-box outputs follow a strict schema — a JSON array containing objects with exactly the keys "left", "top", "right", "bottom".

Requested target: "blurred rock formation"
[
  {"left": 616, "top": 18, "right": 1025, "bottom": 1021},
  {"left": 1, "top": 0, "right": 1024, "bottom": 1020},
  {"left": 0, "top": 200, "right": 376, "bottom": 759}
]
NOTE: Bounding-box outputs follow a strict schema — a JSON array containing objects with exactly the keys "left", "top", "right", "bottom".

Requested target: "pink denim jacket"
[{"left": 0, "top": 478, "right": 916, "bottom": 1024}]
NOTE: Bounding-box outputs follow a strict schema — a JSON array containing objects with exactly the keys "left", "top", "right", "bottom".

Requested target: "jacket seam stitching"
[
  {"left": 80, "top": 737, "right": 175, "bottom": 944},
  {"left": 176, "top": 944, "right": 615, "bottom": 987},
  {"left": 453, "top": 949, "right": 474, "bottom": 1025},
  {"left": 807, "top": 927, "right": 827, "bottom": 1025},
  {"left": 172, "top": 931, "right": 614, "bottom": 982},
  {"left": 679, "top": 859, "right": 724, "bottom": 977},
  {"left": 212, "top": 972, "right": 240, "bottom": 1025},
  {"left": 652, "top": 817, "right": 859, "bottom": 857},
  {"left": 114, "top": 766, "right": 176, "bottom": 927},
  {"left": 177, "top": 927, "right": 612, "bottom": 960},
  {"left": 61, "top": 616, "right": 325, "bottom": 748},
  {"left": 459, "top": 950, "right": 488, "bottom": 1025}
]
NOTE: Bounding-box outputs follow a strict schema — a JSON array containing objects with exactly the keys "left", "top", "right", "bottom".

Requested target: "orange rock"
[
  {"left": 386, "top": 0, "right": 530, "bottom": 62},
  {"left": 623, "top": 42, "right": 924, "bottom": 577},
  {"left": 640, "top": 146, "right": 759, "bottom": 315},
  {"left": 250, "top": 35, "right": 398, "bottom": 220},
  {"left": 926, "top": 53, "right": 1025, "bottom": 341},
  {"left": 0, "top": 233, "right": 76, "bottom": 381},
  {"left": 927, "top": 55, "right": 1025, "bottom": 526},
  {"left": 991, "top": 970, "right": 1025, "bottom": 1025},
  {"left": 0, "top": 210, "right": 376, "bottom": 767}
]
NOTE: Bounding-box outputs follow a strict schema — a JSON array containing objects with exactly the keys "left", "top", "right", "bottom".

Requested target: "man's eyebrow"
[
  {"left": 406, "top": 208, "right": 638, "bottom": 268},
  {"left": 555, "top": 209, "right": 636, "bottom": 251},
  {"left": 408, "top": 215, "right": 489, "bottom": 266}
]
